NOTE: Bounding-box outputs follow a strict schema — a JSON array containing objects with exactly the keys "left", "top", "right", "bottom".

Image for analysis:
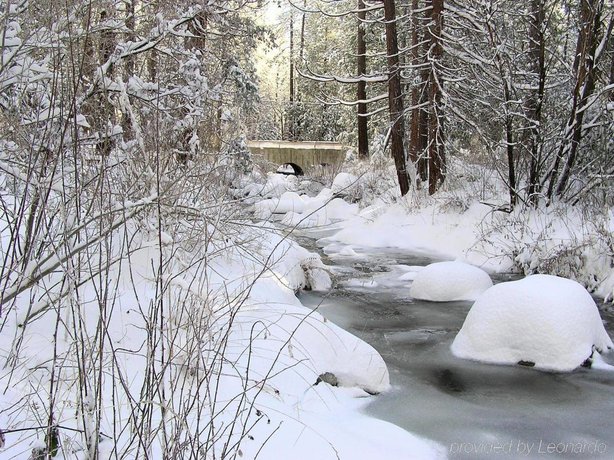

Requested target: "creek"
[{"left": 296, "top": 238, "right": 614, "bottom": 460}]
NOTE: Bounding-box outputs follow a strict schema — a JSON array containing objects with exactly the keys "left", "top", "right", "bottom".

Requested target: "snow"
[
  {"left": 332, "top": 172, "right": 359, "bottom": 195},
  {"left": 5, "top": 150, "right": 613, "bottom": 457},
  {"left": 320, "top": 201, "right": 496, "bottom": 267},
  {"left": 410, "top": 261, "right": 493, "bottom": 302},
  {"left": 451, "top": 275, "right": 614, "bottom": 372},
  {"left": 252, "top": 174, "right": 360, "bottom": 227},
  {"left": 0, "top": 218, "right": 444, "bottom": 459},
  {"left": 281, "top": 197, "right": 359, "bottom": 229},
  {"left": 272, "top": 191, "right": 307, "bottom": 213}
]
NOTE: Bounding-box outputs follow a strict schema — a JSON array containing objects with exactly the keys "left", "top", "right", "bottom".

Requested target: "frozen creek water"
[{"left": 296, "top": 238, "right": 614, "bottom": 460}]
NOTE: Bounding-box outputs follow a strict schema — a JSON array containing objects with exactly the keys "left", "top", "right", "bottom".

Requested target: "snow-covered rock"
[
  {"left": 410, "top": 261, "right": 493, "bottom": 301},
  {"left": 451, "top": 274, "right": 614, "bottom": 372},
  {"left": 275, "top": 191, "right": 306, "bottom": 214},
  {"left": 254, "top": 198, "right": 278, "bottom": 219},
  {"left": 301, "top": 254, "right": 333, "bottom": 291},
  {"left": 332, "top": 172, "right": 359, "bottom": 195},
  {"left": 261, "top": 172, "right": 298, "bottom": 198}
]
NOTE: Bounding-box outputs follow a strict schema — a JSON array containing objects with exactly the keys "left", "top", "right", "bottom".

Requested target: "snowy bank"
[
  {"left": 410, "top": 261, "right": 492, "bottom": 302},
  {"left": 0, "top": 214, "right": 447, "bottom": 458},
  {"left": 451, "top": 275, "right": 614, "bottom": 372},
  {"left": 190, "top": 228, "right": 445, "bottom": 459},
  {"left": 320, "top": 200, "right": 501, "bottom": 269}
]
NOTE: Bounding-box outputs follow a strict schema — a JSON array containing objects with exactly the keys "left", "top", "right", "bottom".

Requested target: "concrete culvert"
[{"left": 276, "top": 162, "right": 304, "bottom": 176}]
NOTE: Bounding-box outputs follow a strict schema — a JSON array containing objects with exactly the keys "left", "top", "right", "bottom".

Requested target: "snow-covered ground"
[
  {"left": 2, "top": 153, "right": 613, "bottom": 459},
  {"left": 0, "top": 187, "right": 445, "bottom": 458}
]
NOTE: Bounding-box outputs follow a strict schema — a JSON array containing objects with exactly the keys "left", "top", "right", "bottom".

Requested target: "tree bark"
[
  {"left": 187, "top": 12, "right": 208, "bottom": 51},
  {"left": 484, "top": 7, "right": 517, "bottom": 208},
  {"left": 548, "top": 0, "right": 603, "bottom": 198},
  {"left": 147, "top": 0, "right": 158, "bottom": 82},
  {"left": 418, "top": 1, "right": 432, "bottom": 181},
  {"left": 526, "top": 0, "right": 546, "bottom": 204},
  {"left": 383, "top": 0, "right": 411, "bottom": 196},
  {"left": 427, "top": 0, "right": 445, "bottom": 195},
  {"left": 409, "top": 0, "right": 427, "bottom": 181},
  {"left": 357, "top": 0, "right": 369, "bottom": 158},
  {"left": 122, "top": 0, "right": 136, "bottom": 141},
  {"left": 289, "top": 13, "right": 295, "bottom": 140},
  {"left": 504, "top": 81, "right": 517, "bottom": 208}
]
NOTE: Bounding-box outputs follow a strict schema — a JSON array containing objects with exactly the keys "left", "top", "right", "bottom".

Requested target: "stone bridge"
[{"left": 247, "top": 140, "right": 347, "bottom": 172}]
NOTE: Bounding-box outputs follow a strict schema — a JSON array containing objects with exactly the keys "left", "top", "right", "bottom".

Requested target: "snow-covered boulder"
[
  {"left": 331, "top": 172, "right": 359, "bottom": 195},
  {"left": 410, "top": 261, "right": 493, "bottom": 301},
  {"left": 275, "top": 191, "right": 306, "bottom": 214},
  {"left": 261, "top": 172, "right": 298, "bottom": 198},
  {"left": 301, "top": 254, "right": 333, "bottom": 291},
  {"left": 451, "top": 274, "right": 614, "bottom": 372}
]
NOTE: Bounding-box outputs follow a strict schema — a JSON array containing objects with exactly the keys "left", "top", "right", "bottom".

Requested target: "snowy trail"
[{"left": 297, "top": 241, "right": 614, "bottom": 460}]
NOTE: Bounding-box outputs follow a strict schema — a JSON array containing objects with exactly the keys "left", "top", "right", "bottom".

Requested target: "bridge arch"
[{"left": 277, "top": 162, "right": 304, "bottom": 176}]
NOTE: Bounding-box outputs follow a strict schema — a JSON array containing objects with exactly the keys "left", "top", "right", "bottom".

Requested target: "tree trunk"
[
  {"left": 484, "top": 7, "right": 517, "bottom": 208},
  {"left": 505, "top": 82, "right": 517, "bottom": 208},
  {"left": 147, "top": 0, "right": 158, "bottom": 82},
  {"left": 122, "top": 0, "right": 136, "bottom": 141},
  {"left": 549, "top": 0, "right": 603, "bottom": 198},
  {"left": 357, "top": 0, "right": 369, "bottom": 158},
  {"left": 289, "top": 13, "right": 295, "bottom": 140},
  {"left": 417, "top": 1, "right": 432, "bottom": 181},
  {"left": 526, "top": 0, "right": 546, "bottom": 204},
  {"left": 427, "top": 0, "right": 445, "bottom": 195},
  {"left": 298, "top": 0, "right": 306, "bottom": 102},
  {"left": 96, "top": 9, "right": 116, "bottom": 155},
  {"left": 125, "top": 1, "right": 135, "bottom": 76},
  {"left": 409, "top": 0, "right": 427, "bottom": 182},
  {"left": 383, "top": 0, "right": 411, "bottom": 196},
  {"left": 300, "top": 1, "right": 306, "bottom": 63},
  {"left": 187, "top": 12, "right": 208, "bottom": 51}
]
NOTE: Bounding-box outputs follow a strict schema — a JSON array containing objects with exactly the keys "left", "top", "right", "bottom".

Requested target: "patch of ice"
[
  {"left": 342, "top": 278, "right": 379, "bottom": 289},
  {"left": 410, "top": 261, "right": 492, "bottom": 301},
  {"left": 451, "top": 275, "right": 614, "bottom": 372},
  {"left": 338, "top": 246, "right": 359, "bottom": 257}
]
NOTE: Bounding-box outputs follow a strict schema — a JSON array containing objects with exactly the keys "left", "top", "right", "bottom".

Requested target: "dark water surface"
[{"left": 297, "top": 242, "right": 614, "bottom": 460}]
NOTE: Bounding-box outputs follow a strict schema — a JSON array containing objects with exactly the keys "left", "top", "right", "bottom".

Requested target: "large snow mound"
[
  {"left": 451, "top": 275, "right": 614, "bottom": 372},
  {"left": 410, "top": 261, "right": 493, "bottom": 301},
  {"left": 331, "top": 172, "right": 359, "bottom": 195}
]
